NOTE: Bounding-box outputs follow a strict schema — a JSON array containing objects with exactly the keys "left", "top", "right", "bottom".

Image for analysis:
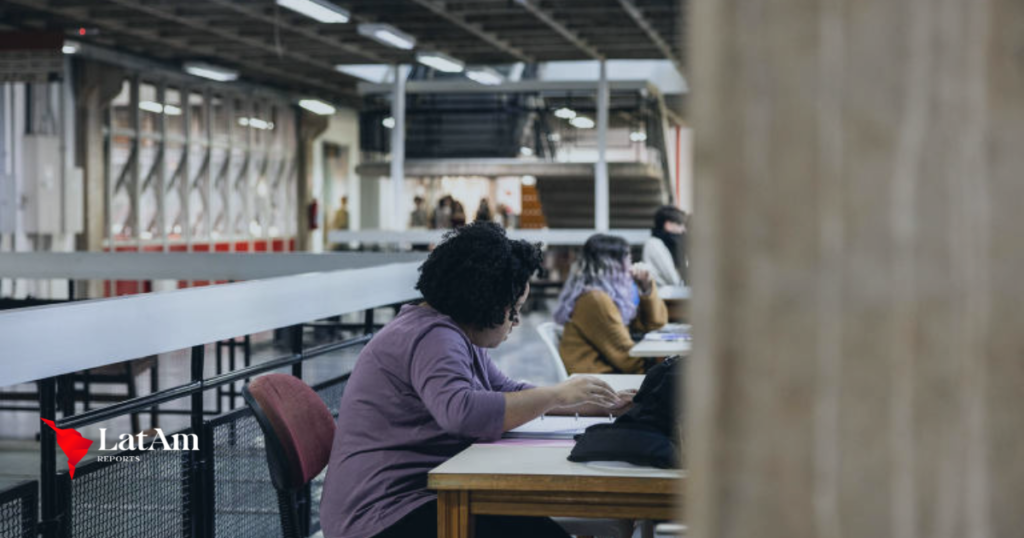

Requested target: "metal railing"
[
  {"left": 0, "top": 259, "right": 423, "bottom": 538},
  {"left": 0, "top": 481, "right": 36, "bottom": 538}
]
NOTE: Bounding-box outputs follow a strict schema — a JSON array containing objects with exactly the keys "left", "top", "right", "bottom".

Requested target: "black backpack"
[{"left": 567, "top": 357, "right": 683, "bottom": 469}]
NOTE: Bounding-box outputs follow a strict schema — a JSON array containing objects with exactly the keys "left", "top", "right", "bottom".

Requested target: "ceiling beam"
[
  {"left": 99, "top": 0, "right": 358, "bottom": 83},
  {"left": 202, "top": 0, "right": 391, "bottom": 65},
  {"left": 6, "top": 0, "right": 354, "bottom": 101},
  {"left": 512, "top": 0, "right": 603, "bottom": 60},
  {"left": 615, "top": 0, "right": 684, "bottom": 74},
  {"left": 406, "top": 0, "right": 533, "bottom": 63}
]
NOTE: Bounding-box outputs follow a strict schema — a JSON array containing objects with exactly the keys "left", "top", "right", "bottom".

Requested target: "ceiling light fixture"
[
  {"left": 138, "top": 101, "right": 183, "bottom": 116},
  {"left": 357, "top": 23, "right": 416, "bottom": 50},
  {"left": 276, "top": 0, "right": 350, "bottom": 23},
  {"left": 139, "top": 101, "right": 164, "bottom": 114},
  {"left": 570, "top": 116, "right": 595, "bottom": 129},
  {"left": 62, "top": 40, "right": 79, "bottom": 55},
  {"left": 299, "top": 99, "right": 337, "bottom": 116},
  {"left": 416, "top": 51, "right": 465, "bottom": 73},
  {"left": 554, "top": 107, "right": 576, "bottom": 119},
  {"left": 466, "top": 67, "right": 503, "bottom": 86},
  {"left": 519, "top": 146, "right": 534, "bottom": 157},
  {"left": 382, "top": 117, "right": 396, "bottom": 129},
  {"left": 629, "top": 131, "right": 647, "bottom": 142},
  {"left": 184, "top": 62, "right": 238, "bottom": 82}
]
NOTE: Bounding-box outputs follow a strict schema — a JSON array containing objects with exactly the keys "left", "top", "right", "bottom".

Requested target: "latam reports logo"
[{"left": 41, "top": 419, "right": 198, "bottom": 479}]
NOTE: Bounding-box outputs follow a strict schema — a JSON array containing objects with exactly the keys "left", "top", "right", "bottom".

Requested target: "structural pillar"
[
  {"left": 689, "top": 1, "right": 1024, "bottom": 537},
  {"left": 390, "top": 64, "right": 406, "bottom": 231},
  {"left": 595, "top": 59, "right": 609, "bottom": 232},
  {"left": 74, "top": 60, "right": 124, "bottom": 297}
]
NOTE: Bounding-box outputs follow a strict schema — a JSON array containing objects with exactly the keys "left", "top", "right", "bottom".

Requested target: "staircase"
[{"left": 535, "top": 166, "right": 666, "bottom": 229}]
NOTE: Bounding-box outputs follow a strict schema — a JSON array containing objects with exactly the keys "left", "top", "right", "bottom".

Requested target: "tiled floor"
[{"left": 0, "top": 302, "right": 565, "bottom": 490}]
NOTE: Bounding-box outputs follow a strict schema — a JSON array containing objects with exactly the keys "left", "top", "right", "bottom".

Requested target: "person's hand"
[
  {"left": 631, "top": 263, "right": 654, "bottom": 295},
  {"left": 554, "top": 376, "right": 622, "bottom": 408}
]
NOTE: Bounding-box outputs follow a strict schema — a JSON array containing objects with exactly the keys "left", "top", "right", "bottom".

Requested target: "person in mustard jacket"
[{"left": 554, "top": 234, "right": 668, "bottom": 374}]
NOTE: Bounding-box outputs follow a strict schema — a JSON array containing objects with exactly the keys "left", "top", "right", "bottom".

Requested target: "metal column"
[
  {"left": 595, "top": 59, "right": 610, "bottom": 232},
  {"left": 389, "top": 65, "right": 406, "bottom": 231}
]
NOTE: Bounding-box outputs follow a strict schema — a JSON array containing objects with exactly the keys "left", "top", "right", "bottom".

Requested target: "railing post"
[
  {"left": 289, "top": 323, "right": 309, "bottom": 535},
  {"left": 38, "top": 377, "right": 58, "bottom": 538},
  {"left": 188, "top": 344, "right": 207, "bottom": 538},
  {"left": 291, "top": 324, "right": 304, "bottom": 379},
  {"left": 363, "top": 308, "right": 375, "bottom": 335}
]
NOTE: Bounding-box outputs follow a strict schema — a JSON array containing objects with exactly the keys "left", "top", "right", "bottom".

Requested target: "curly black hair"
[{"left": 416, "top": 221, "right": 543, "bottom": 329}]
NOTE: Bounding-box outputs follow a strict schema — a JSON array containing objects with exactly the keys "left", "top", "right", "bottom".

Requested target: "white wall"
[{"left": 310, "top": 107, "right": 360, "bottom": 252}]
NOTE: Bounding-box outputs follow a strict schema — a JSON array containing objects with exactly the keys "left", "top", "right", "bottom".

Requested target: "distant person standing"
[
  {"left": 476, "top": 199, "right": 493, "bottom": 223},
  {"left": 432, "top": 196, "right": 452, "bottom": 229},
  {"left": 331, "top": 196, "right": 349, "bottom": 230},
  {"left": 642, "top": 206, "right": 688, "bottom": 286},
  {"left": 450, "top": 200, "right": 467, "bottom": 228},
  {"left": 410, "top": 196, "right": 429, "bottom": 228}
]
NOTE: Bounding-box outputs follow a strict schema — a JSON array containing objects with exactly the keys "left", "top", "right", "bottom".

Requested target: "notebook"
[{"left": 504, "top": 415, "right": 614, "bottom": 440}]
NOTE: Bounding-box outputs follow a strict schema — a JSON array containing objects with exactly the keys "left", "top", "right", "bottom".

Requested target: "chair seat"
[{"left": 554, "top": 516, "right": 634, "bottom": 538}]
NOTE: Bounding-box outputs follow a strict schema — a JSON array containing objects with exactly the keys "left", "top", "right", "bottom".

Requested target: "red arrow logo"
[{"left": 40, "top": 419, "right": 93, "bottom": 479}]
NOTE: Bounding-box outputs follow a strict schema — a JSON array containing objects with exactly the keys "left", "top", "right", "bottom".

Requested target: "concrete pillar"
[
  {"left": 74, "top": 60, "right": 124, "bottom": 297},
  {"left": 688, "top": 1, "right": 1024, "bottom": 536},
  {"left": 595, "top": 59, "right": 609, "bottom": 232},
  {"left": 297, "top": 110, "right": 329, "bottom": 251},
  {"left": 390, "top": 64, "right": 406, "bottom": 231}
]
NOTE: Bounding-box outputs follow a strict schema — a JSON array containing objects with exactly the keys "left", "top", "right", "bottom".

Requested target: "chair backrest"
[
  {"left": 536, "top": 322, "right": 568, "bottom": 382},
  {"left": 243, "top": 374, "right": 335, "bottom": 492}
]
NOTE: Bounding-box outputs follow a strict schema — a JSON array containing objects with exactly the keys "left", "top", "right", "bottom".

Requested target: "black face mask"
[{"left": 652, "top": 227, "right": 683, "bottom": 267}]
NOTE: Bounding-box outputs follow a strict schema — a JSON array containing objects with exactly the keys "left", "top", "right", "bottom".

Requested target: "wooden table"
[{"left": 428, "top": 444, "right": 682, "bottom": 538}]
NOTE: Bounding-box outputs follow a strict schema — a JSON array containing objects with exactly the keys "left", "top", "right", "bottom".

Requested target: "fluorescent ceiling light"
[
  {"left": 629, "top": 131, "right": 647, "bottom": 142},
  {"left": 238, "top": 117, "right": 275, "bottom": 130},
  {"left": 570, "top": 116, "right": 595, "bottom": 129},
  {"left": 62, "top": 41, "right": 79, "bottom": 54},
  {"left": 184, "top": 62, "right": 238, "bottom": 82},
  {"left": 358, "top": 23, "right": 416, "bottom": 50},
  {"left": 299, "top": 99, "right": 336, "bottom": 116},
  {"left": 521, "top": 175, "right": 537, "bottom": 187},
  {"left": 138, "top": 101, "right": 183, "bottom": 116},
  {"left": 466, "top": 67, "right": 503, "bottom": 86},
  {"left": 416, "top": 51, "right": 464, "bottom": 73},
  {"left": 276, "top": 0, "right": 349, "bottom": 23},
  {"left": 519, "top": 146, "right": 534, "bottom": 157},
  {"left": 554, "top": 107, "right": 576, "bottom": 119},
  {"left": 382, "top": 117, "right": 396, "bottom": 129},
  {"left": 248, "top": 118, "right": 272, "bottom": 130},
  {"left": 139, "top": 101, "right": 164, "bottom": 114}
]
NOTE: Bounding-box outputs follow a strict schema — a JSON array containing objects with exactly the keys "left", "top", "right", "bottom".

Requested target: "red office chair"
[{"left": 243, "top": 374, "right": 335, "bottom": 538}]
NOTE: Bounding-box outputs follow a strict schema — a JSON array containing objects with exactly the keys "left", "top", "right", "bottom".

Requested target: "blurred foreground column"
[{"left": 688, "top": 1, "right": 1024, "bottom": 537}]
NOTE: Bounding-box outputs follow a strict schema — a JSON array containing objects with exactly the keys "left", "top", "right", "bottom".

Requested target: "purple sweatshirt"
[{"left": 319, "top": 304, "right": 531, "bottom": 538}]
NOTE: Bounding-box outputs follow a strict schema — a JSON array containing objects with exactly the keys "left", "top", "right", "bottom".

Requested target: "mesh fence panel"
[
  {"left": 211, "top": 413, "right": 280, "bottom": 538},
  {"left": 67, "top": 444, "right": 189, "bottom": 538},
  {"left": 0, "top": 482, "right": 35, "bottom": 538}
]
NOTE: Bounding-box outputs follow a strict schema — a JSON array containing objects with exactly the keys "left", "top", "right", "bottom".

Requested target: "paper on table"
[
  {"left": 644, "top": 332, "right": 691, "bottom": 342},
  {"left": 504, "top": 415, "right": 613, "bottom": 439}
]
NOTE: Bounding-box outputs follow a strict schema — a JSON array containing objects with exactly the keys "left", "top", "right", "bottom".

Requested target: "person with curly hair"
[
  {"left": 320, "top": 222, "right": 628, "bottom": 538},
  {"left": 555, "top": 234, "right": 668, "bottom": 374}
]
